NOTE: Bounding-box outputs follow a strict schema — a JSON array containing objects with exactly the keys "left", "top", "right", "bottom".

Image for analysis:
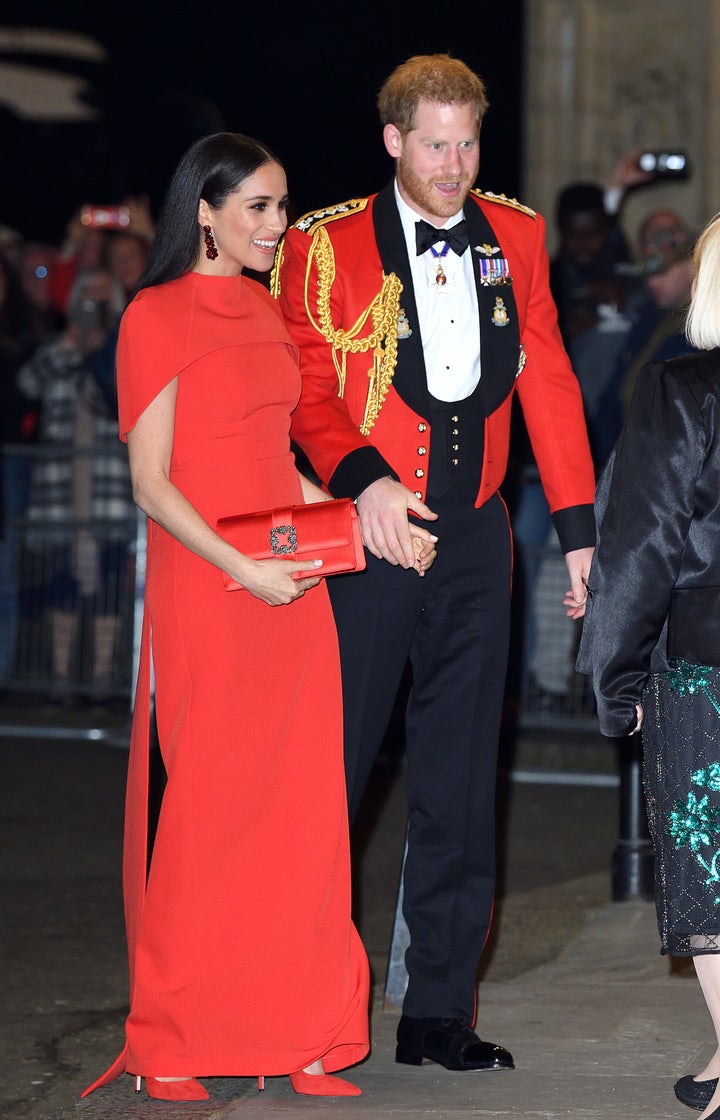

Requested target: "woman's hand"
[
  {"left": 128, "top": 381, "right": 321, "bottom": 606},
  {"left": 410, "top": 527, "right": 437, "bottom": 576},
  {"left": 231, "top": 557, "right": 323, "bottom": 606},
  {"left": 563, "top": 548, "right": 595, "bottom": 619},
  {"left": 630, "top": 703, "right": 644, "bottom": 735}
]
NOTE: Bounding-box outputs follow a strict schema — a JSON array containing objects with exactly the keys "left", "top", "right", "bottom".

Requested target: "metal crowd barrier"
[
  {"left": 0, "top": 442, "right": 142, "bottom": 742},
  {"left": 0, "top": 444, "right": 598, "bottom": 737}
]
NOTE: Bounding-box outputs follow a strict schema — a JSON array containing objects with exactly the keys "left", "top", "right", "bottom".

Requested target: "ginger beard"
[{"left": 396, "top": 149, "right": 475, "bottom": 222}]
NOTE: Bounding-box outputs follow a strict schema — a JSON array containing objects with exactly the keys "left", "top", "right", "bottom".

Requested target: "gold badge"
[
  {"left": 492, "top": 296, "right": 510, "bottom": 327},
  {"left": 397, "top": 309, "right": 413, "bottom": 339}
]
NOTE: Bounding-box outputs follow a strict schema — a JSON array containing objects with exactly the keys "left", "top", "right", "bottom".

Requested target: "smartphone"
[
  {"left": 637, "top": 150, "right": 690, "bottom": 179},
  {"left": 80, "top": 205, "right": 131, "bottom": 230},
  {"left": 73, "top": 298, "right": 111, "bottom": 340}
]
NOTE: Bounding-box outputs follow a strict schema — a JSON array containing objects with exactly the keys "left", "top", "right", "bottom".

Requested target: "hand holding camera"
[{"left": 608, "top": 146, "right": 691, "bottom": 190}]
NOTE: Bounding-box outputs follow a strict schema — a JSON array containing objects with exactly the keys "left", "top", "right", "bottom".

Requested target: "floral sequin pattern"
[{"left": 667, "top": 661, "right": 720, "bottom": 904}]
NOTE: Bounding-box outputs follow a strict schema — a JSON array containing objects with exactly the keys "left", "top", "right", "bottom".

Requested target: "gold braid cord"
[
  {"left": 270, "top": 241, "right": 284, "bottom": 297},
  {"left": 304, "top": 226, "right": 402, "bottom": 436}
]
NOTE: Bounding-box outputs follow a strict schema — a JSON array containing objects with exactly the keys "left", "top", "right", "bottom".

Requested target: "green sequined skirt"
[{"left": 644, "top": 659, "right": 720, "bottom": 955}]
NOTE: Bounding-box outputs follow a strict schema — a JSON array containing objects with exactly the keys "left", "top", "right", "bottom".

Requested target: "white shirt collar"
[{"left": 393, "top": 181, "right": 465, "bottom": 255}]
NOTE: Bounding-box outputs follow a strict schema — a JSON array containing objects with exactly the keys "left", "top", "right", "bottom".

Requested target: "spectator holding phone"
[{"left": 47, "top": 196, "right": 155, "bottom": 318}]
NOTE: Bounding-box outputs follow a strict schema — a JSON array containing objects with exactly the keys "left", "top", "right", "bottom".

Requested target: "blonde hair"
[
  {"left": 685, "top": 213, "right": 720, "bottom": 349},
  {"left": 377, "top": 54, "right": 489, "bottom": 134}
]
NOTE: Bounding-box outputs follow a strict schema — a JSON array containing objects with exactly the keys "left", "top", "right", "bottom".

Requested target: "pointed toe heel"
[
  {"left": 137, "top": 1075, "right": 209, "bottom": 1101},
  {"left": 289, "top": 1070, "right": 361, "bottom": 1097}
]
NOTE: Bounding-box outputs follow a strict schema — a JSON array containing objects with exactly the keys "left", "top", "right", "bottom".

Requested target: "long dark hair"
[{"left": 137, "top": 132, "right": 281, "bottom": 292}]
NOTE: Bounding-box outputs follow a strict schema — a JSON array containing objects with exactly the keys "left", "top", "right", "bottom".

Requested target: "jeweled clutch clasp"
[{"left": 270, "top": 525, "right": 297, "bottom": 554}]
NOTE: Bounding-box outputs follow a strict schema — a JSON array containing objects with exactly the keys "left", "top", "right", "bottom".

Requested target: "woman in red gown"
[{"left": 82, "top": 133, "right": 369, "bottom": 1102}]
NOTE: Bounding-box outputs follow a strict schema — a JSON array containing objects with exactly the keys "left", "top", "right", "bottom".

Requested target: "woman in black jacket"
[{"left": 579, "top": 212, "right": 720, "bottom": 1120}]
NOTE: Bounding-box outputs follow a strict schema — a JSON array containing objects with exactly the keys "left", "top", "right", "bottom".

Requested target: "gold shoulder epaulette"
[
  {"left": 293, "top": 198, "right": 369, "bottom": 234},
  {"left": 471, "top": 189, "right": 537, "bottom": 219}
]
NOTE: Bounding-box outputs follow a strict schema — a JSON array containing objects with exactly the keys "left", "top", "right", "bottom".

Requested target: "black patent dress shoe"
[
  {"left": 674, "top": 1074, "right": 718, "bottom": 1110},
  {"left": 395, "top": 1015, "right": 514, "bottom": 1071}
]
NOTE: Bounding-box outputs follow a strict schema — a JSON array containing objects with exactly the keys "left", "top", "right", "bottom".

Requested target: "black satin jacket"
[{"left": 577, "top": 349, "right": 720, "bottom": 736}]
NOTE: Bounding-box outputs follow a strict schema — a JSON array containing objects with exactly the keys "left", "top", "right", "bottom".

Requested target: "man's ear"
[{"left": 383, "top": 123, "right": 403, "bottom": 160}]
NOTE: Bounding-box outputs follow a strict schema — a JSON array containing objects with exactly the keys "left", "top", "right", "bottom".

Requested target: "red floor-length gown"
[{"left": 83, "top": 271, "right": 369, "bottom": 1092}]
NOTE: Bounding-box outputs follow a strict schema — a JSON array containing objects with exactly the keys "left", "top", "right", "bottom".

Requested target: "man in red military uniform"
[{"left": 274, "top": 54, "right": 595, "bottom": 1073}]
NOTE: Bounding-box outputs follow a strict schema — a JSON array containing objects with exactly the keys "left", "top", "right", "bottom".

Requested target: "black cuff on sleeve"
[
  {"left": 552, "top": 503, "right": 596, "bottom": 553},
  {"left": 328, "top": 446, "right": 398, "bottom": 499}
]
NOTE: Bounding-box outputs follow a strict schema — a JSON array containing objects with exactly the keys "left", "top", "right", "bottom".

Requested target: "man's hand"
[
  {"left": 356, "top": 477, "right": 438, "bottom": 568},
  {"left": 562, "top": 545, "right": 595, "bottom": 619}
]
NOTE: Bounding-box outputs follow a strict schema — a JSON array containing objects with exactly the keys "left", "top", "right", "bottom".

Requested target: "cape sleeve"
[
  {"left": 116, "top": 286, "right": 193, "bottom": 443},
  {"left": 576, "top": 361, "right": 704, "bottom": 736}
]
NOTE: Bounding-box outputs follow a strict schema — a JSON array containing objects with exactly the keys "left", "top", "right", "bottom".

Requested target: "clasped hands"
[{"left": 355, "top": 478, "right": 438, "bottom": 575}]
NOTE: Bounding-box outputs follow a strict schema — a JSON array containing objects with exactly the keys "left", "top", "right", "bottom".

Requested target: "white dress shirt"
[{"left": 394, "top": 182, "right": 481, "bottom": 402}]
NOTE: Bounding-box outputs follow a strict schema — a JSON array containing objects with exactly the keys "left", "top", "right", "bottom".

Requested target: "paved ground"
[{"left": 0, "top": 710, "right": 707, "bottom": 1119}]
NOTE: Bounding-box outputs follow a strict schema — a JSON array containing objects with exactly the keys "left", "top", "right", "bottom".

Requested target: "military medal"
[
  {"left": 492, "top": 296, "right": 510, "bottom": 326},
  {"left": 397, "top": 309, "right": 413, "bottom": 339},
  {"left": 479, "top": 257, "right": 512, "bottom": 286},
  {"left": 429, "top": 242, "right": 451, "bottom": 286}
]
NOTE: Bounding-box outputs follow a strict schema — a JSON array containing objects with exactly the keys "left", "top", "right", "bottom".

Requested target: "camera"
[
  {"left": 80, "top": 205, "right": 131, "bottom": 230},
  {"left": 637, "top": 150, "right": 690, "bottom": 180}
]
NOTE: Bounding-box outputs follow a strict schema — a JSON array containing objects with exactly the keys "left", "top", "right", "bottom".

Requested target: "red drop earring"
[{"left": 203, "top": 225, "right": 218, "bottom": 260}]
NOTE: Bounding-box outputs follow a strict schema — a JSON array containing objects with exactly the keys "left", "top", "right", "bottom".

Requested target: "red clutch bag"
[{"left": 216, "top": 497, "right": 366, "bottom": 591}]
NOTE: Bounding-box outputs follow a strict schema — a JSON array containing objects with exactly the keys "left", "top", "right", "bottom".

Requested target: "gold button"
[
  {"left": 415, "top": 468, "right": 424, "bottom": 478},
  {"left": 452, "top": 428, "right": 459, "bottom": 436},
  {"left": 452, "top": 458, "right": 459, "bottom": 466},
  {"left": 418, "top": 422, "right": 427, "bottom": 432},
  {"left": 451, "top": 415, "right": 459, "bottom": 422},
  {"left": 414, "top": 490, "right": 423, "bottom": 499},
  {"left": 452, "top": 444, "right": 459, "bottom": 451},
  {"left": 417, "top": 446, "right": 427, "bottom": 455}
]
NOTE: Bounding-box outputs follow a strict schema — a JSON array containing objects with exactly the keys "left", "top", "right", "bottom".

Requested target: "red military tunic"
[{"left": 274, "top": 186, "right": 595, "bottom": 549}]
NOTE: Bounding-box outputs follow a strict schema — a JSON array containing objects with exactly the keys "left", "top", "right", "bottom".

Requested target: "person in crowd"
[
  {"left": 81, "top": 132, "right": 371, "bottom": 1103},
  {"left": 0, "top": 255, "right": 44, "bottom": 681},
  {"left": 14, "top": 241, "right": 64, "bottom": 335},
  {"left": 105, "top": 230, "right": 151, "bottom": 305},
  {"left": 274, "top": 53, "right": 595, "bottom": 1073},
  {"left": 517, "top": 206, "right": 697, "bottom": 711},
  {"left": 593, "top": 208, "right": 698, "bottom": 464},
  {"left": 550, "top": 181, "right": 643, "bottom": 463},
  {"left": 47, "top": 195, "right": 154, "bottom": 318},
  {"left": 578, "top": 212, "right": 720, "bottom": 1120},
  {"left": 16, "top": 265, "right": 133, "bottom": 698},
  {"left": 510, "top": 178, "right": 639, "bottom": 707}
]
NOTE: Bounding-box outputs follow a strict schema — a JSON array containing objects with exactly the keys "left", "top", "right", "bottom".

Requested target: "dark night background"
[{"left": 0, "top": 2, "right": 525, "bottom": 242}]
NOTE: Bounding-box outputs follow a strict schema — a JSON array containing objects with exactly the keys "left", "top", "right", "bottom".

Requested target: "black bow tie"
[{"left": 415, "top": 217, "right": 470, "bottom": 257}]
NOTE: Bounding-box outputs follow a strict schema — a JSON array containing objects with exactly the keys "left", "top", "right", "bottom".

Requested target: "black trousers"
[{"left": 328, "top": 493, "right": 511, "bottom": 1021}]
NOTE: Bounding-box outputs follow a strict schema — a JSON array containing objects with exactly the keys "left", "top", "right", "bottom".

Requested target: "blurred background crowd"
[
  {"left": 0, "top": 197, "right": 154, "bottom": 707},
  {"left": 0, "top": 135, "right": 700, "bottom": 717},
  {"left": 504, "top": 146, "right": 698, "bottom": 719}
]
